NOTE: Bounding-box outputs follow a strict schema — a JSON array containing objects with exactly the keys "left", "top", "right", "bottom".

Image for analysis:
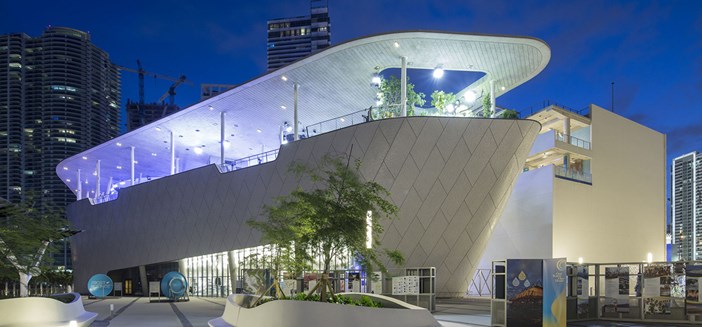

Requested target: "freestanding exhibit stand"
[{"left": 491, "top": 259, "right": 567, "bottom": 327}]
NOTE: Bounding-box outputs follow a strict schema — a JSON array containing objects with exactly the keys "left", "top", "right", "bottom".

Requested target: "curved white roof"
[{"left": 57, "top": 30, "right": 550, "bottom": 197}]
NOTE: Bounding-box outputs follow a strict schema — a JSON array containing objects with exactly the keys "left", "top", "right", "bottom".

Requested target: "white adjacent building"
[
  {"left": 479, "top": 103, "right": 667, "bottom": 270},
  {"left": 672, "top": 151, "right": 702, "bottom": 260}
]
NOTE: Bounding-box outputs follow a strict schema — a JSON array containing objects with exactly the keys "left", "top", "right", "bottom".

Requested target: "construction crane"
[{"left": 116, "top": 60, "right": 193, "bottom": 105}]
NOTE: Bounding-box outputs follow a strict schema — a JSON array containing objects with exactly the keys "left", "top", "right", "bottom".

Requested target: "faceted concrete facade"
[{"left": 69, "top": 117, "right": 540, "bottom": 297}]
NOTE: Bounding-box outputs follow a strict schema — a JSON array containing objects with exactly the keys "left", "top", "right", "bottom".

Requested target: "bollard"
[{"left": 110, "top": 304, "right": 114, "bottom": 316}]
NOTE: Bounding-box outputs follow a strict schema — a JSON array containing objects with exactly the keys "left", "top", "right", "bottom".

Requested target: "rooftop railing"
[
  {"left": 217, "top": 148, "right": 279, "bottom": 173},
  {"left": 304, "top": 108, "right": 369, "bottom": 137},
  {"left": 523, "top": 100, "right": 590, "bottom": 118}
]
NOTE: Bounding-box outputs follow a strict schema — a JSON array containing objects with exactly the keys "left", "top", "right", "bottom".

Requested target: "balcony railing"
[
  {"left": 217, "top": 148, "right": 279, "bottom": 173},
  {"left": 554, "top": 165, "right": 592, "bottom": 184},
  {"left": 555, "top": 132, "right": 591, "bottom": 150},
  {"left": 304, "top": 108, "right": 369, "bottom": 137}
]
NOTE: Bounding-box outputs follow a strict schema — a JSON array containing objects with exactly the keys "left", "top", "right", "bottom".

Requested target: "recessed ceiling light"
[
  {"left": 82, "top": 156, "right": 87, "bottom": 160},
  {"left": 256, "top": 129, "right": 262, "bottom": 133},
  {"left": 66, "top": 179, "right": 71, "bottom": 182},
  {"left": 92, "top": 171, "right": 97, "bottom": 176},
  {"left": 134, "top": 161, "right": 138, "bottom": 164},
  {"left": 156, "top": 127, "right": 162, "bottom": 131},
  {"left": 393, "top": 41, "right": 400, "bottom": 48},
  {"left": 208, "top": 105, "right": 214, "bottom": 111},
  {"left": 151, "top": 153, "right": 157, "bottom": 156},
  {"left": 340, "top": 118, "right": 345, "bottom": 122},
  {"left": 116, "top": 142, "right": 122, "bottom": 147},
  {"left": 500, "top": 86, "right": 506, "bottom": 91},
  {"left": 193, "top": 147, "right": 203, "bottom": 155},
  {"left": 281, "top": 105, "right": 286, "bottom": 110},
  {"left": 281, "top": 76, "right": 288, "bottom": 81},
  {"left": 63, "top": 166, "right": 68, "bottom": 170},
  {"left": 116, "top": 166, "right": 122, "bottom": 169}
]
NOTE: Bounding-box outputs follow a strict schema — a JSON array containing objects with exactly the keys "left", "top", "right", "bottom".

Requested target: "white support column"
[
  {"left": 401, "top": 56, "right": 407, "bottom": 117},
  {"left": 220, "top": 111, "right": 225, "bottom": 166},
  {"left": 489, "top": 80, "right": 496, "bottom": 116},
  {"left": 170, "top": 131, "right": 175, "bottom": 175},
  {"left": 107, "top": 177, "right": 113, "bottom": 195},
  {"left": 175, "top": 157, "right": 180, "bottom": 174},
  {"left": 76, "top": 169, "right": 82, "bottom": 200},
  {"left": 563, "top": 118, "right": 571, "bottom": 144},
  {"left": 130, "top": 146, "right": 135, "bottom": 185},
  {"left": 294, "top": 82, "right": 299, "bottom": 141},
  {"left": 95, "top": 160, "right": 101, "bottom": 200}
]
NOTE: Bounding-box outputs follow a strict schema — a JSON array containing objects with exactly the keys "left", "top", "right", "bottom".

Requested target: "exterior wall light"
[{"left": 433, "top": 65, "right": 444, "bottom": 79}]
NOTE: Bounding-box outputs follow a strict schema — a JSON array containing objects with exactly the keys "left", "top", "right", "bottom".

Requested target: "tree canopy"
[
  {"left": 373, "top": 75, "right": 425, "bottom": 118},
  {"left": 248, "top": 154, "right": 404, "bottom": 299}
]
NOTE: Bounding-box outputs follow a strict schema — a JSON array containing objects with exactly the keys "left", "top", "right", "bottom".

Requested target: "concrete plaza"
[{"left": 82, "top": 296, "right": 680, "bottom": 327}]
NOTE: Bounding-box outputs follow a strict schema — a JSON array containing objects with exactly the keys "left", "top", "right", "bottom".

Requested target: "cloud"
[{"left": 667, "top": 122, "right": 702, "bottom": 153}]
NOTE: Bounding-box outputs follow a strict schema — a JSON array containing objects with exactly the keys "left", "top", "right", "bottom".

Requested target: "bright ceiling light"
[
  {"left": 208, "top": 105, "right": 214, "bottom": 111},
  {"left": 193, "top": 147, "right": 203, "bottom": 155},
  {"left": 119, "top": 181, "right": 126, "bottom": 186},
  {"left": 224, "top": 140, "right": 231, "bottom": 149},
  {"left": 463, "top": 90, "right": 477, "bottom": 103},
  {"left": 155, "top": 127, "right": 162, "bottom": 131},
  {"left": 281, "top": 105, "right": 286, "bottom": 110},
  {"left": 340, "top": 118, "right": 345, "bottom": 122},
  {"left": 116, "top": 166, "right": 122, "bottom": 169},
  {"left": 116, "top": 142, "right": 122, "bottom": 147},
  {"left": 151, "top": 153, "right": 157, "bottom": 156},
  {"left": 371, "top": 74, "right": 381, "bottom": 85},
  {"left": 446, "top": 104, "right": 455, "bottom": 113},
  {"left": 393, "top": 41, "right": 400, "bottom": 48},
  {"left": 281, "top": 76, "right": 288, "bottom": 81},
  {"left": 285, "top": 125, "right": 293, "bottom": 133},
  {"left": 63, "top": 166, "right": 68, "bottom": 170},
  {"left": 256, "top": 129, "right": 262, "bottom": 133},
  {"left": 66, "top": 179, "right": 71, "bottom": 182},
  {"left": 432, "top": 65, "right": 444, "bottom": 79},
  {"left": 82, "top": 156, "right": 88, "bottom": 160}
]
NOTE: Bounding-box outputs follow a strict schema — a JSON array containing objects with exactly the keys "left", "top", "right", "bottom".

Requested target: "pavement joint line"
[
  {"left": 169, "top": 302, "right": 194, "bottom": 327},
  {"left": 91, "top": 296, "right": 140, "bottom": 325},
  {"left": 197, "top": 297, "right": 226, "bottom": 307},
  {"left": 83, "top": 298, "right": 105, "bottom": 306}
]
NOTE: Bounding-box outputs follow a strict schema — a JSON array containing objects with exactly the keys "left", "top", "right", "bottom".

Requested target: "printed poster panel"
[
  {"left": 242, "top": 269, "right": 269, "bottom": 295},
  {"left": 371, "top": 272, "right": 383, "bottom": 295},
  {"left": 686, "top": 265, "right": 702, "bottom": 315},
  {"left": 643, "top": 265, "right": 671, "bottom": 315},
  {"left": 506, "top": 259, "right": 543, "bottom": 327},
  {"left": 543, "top": 258, "right": 567, "bottom": 327},
  {"left": 576, "top": 265, "right": 589, "bottom": 317},
  {"left": 604, "top": 267, "right": 630, "bottom": 313}
]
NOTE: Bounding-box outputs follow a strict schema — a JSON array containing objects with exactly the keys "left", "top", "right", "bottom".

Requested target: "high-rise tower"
[
  {"left": 266, "top": 0, "right": 331, "bottom": 71},
  {"left": 672, "top": 151, "right": 702, "bottom": 260},
  {"left": 0, "top": 27, "right": 121, "bottom": 209}
]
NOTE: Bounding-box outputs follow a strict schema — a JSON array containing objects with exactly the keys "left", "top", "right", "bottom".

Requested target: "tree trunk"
[{"left": 19, "top": 272, "right": 31, "bottom": 297}]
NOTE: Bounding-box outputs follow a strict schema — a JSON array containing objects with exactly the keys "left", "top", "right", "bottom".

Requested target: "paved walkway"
[{"left": 82, "top": 296, "right": 685, "bottom": 327}]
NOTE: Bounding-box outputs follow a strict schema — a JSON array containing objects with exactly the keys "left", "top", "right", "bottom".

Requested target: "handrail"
[
  {"left": 304, "top": 108, "right": 369, "bottom": 137},
  {"left": 554, "top": 165, "right": 592, "bottom": 184},
  {"left": 555, "top": 132, "right": 591, "bottom": 150},
  {"left": 217, "top": 148, "right": 280, "bottom": 173},
  {"left": 524, "top": 100, "right": 590, "bottom": 117}
]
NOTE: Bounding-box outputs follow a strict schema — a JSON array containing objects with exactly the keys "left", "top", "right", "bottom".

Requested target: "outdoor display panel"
[{"left": 502, "top": 258, "right": 566, "bottom": 327}]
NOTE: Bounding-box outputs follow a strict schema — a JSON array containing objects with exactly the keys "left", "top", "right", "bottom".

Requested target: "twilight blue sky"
[{"left": 2, "top": 0, "right": 701, "bottom": 165}]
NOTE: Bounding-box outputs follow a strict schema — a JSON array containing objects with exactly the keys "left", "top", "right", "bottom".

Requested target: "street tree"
[
  {"left": 0, "top": 197, "right": 65, "bottom": 297},
  {"left": 249, "top": 153, "right": 404, "bottom": 302}
]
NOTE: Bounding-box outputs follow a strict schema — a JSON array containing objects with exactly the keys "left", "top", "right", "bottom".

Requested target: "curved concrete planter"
[
  {"left": 208, "top": 293, "right": 440, "bottom": 327},
  {"left": 0, "top": 292, "right": 97, "bottom": 327}
]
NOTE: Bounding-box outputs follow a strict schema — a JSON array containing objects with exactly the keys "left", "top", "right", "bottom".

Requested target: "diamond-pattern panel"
[{"left": 68, "top": 117, "right": 540, "bottom": 297}]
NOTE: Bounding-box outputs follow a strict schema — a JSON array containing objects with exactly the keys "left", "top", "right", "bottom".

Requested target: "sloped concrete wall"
[{"left": 69, "top": 117, "right": 539, "bottom": 296}]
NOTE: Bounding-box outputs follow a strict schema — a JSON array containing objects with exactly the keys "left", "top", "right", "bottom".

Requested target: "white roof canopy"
[{"left": 57, "top": 31, "right": 550, "bottom": 197}]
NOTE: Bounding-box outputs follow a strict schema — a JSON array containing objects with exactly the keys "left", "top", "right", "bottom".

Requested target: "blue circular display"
[
  {"left": 87, "top": 274, "right": 113, "bottom": 297},
  {"left": 161, "top": 271, "right": 188, "bottom": 298}
]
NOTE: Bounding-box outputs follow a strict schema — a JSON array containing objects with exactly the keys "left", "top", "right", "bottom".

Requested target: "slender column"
[
  {"left": 170, "top": 131, "right": 175, "bottom": 175},
  {"left": 76, "top": 169, "right": 82, "bottom": 200},
  {"left": 175, "top": 157, "right": 180, "bottom": 174},
  {"left": 563, "top": 118, "right": 571, "bottom": 144},
  {"left": 220, "top": 112, "right": 225, "bottom": 166},
  {"left": 107, "top": 177, "right": 113, "bottom": 195},
  {"left": 294, "top": 82, "right": 299, "bottom": 141},
  {"left": 400, "top": 56, "right": 407, "bottom": 117},
  {"left": 490, "top": 80, "right": 496, "bottom": 116},
  {"left": 95, "top": 160, "right": 101, "bottom": 200},
  {"left": 130, "top": 146, "right": 135, "bottom": 185}
]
